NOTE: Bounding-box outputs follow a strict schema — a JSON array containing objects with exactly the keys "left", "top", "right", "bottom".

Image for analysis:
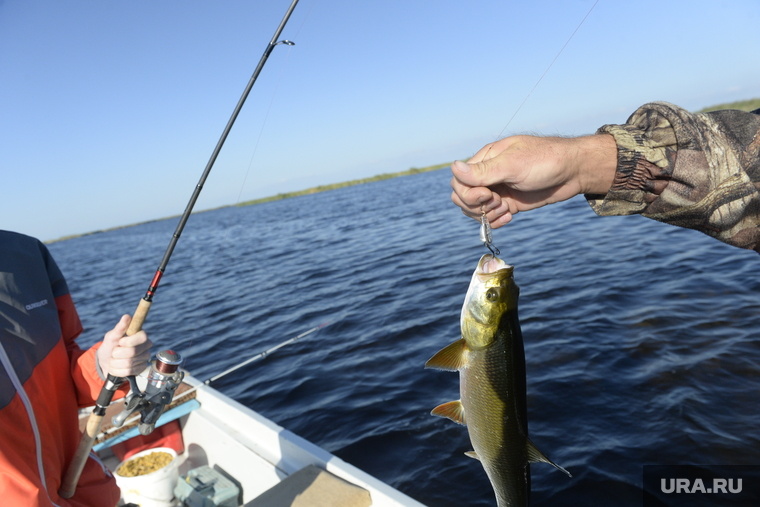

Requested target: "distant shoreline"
[
  {"left": 695, "top": 97, "right": 759, "bottom": 113},
  {"left": 47, "top": 162, "right": 452, "bottom": 243},
  {"left": 47, "top": 97, "right": 760, "bottom": 244},
  {"left": 235, "top": 162, "right": 451, "bottom": 207}
]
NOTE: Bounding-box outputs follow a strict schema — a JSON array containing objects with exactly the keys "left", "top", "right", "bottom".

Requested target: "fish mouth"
[
  {"left": 477, "top": 254, "right": 511, "bottom": 277},
  {"left": 460, "top": 253, "right": 516, "bottom": 347}
]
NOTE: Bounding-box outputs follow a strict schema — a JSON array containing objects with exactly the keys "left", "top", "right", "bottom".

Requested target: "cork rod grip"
[
  {"left": 58, "top": 413, "right": 104, "bottom": 498},
  {"left": 127, "top": 298, "right": 152, "bottom": 336}
]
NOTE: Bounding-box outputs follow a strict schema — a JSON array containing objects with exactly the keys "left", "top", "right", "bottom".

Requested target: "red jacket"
[{"left": 0, "top": 231, "right": 121, "bottom": 506}]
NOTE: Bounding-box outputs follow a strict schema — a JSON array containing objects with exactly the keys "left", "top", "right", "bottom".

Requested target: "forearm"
[
  {"left": 586, "top": 102, "right": 760, "bottom": 252},
  {"left": 571, "top": 134, "right": 617, "bottom": 195}
]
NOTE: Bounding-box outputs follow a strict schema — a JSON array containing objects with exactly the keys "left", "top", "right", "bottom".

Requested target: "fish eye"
[{"left": 485, "top": 288, "right": 499, "bottom": 302}]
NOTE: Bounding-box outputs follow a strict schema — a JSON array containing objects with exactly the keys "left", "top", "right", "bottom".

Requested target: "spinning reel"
[{"left": 112, "top": 350, "right": 184, "bottom": 435}]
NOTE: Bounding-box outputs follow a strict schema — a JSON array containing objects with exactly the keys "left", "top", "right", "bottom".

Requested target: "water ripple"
[{"left": 48, "top": 169, "right": 760, "bottom": 506}]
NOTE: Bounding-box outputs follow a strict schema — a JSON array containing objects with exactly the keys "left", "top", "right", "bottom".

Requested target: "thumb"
[
  {"left": 113, "top": 314, "right": 131, "bottom": 337},
  {"left": 101, "top": 315, "right": 130, "bottom": 349},
  {"left": 97, "top": 315, "right": 129, "bottom": 379},
  {"left": 452, "top": 159, "right": 504, "bottom": 188}
]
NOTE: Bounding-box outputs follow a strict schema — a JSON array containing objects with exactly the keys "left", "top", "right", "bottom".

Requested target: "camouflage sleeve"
[{"left": 585, "top": 101, "right": 760, "bottom": 252}]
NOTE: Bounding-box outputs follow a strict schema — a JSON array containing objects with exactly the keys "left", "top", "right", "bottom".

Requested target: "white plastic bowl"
[{"left": 114, "top": 447, "right": 179, "bottom": 507}]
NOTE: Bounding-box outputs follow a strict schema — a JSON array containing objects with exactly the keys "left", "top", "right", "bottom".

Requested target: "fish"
[{"left": 425, "top": 254, "right": 570, "bottom": 507}]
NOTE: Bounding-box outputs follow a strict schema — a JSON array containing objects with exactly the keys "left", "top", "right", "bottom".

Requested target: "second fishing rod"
[{"left": 59, "top": 0, "right": 301, "bottom": 498}]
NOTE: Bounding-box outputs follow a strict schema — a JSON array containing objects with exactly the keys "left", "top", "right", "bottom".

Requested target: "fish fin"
[
  {"left": 424, "top": 339, "right": 467, "bottom": 371},
  {"left": 464, "top": 451, "right": 479, "bottom": 460},
  {"left": 526, "top": 438, "right": 572, "bottom": 478},
  {"left": 430, "top": 400, "right": 466, "bottom": 425}
]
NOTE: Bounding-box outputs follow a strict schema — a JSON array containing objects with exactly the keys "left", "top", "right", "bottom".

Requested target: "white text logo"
[
  {"left": 661, "top": 478, "right": 742, "bottom": 494},
  {"left": 25, "top": 299, "right": 49, "bottom": 311}
]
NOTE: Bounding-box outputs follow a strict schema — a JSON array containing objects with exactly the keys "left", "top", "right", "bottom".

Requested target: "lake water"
[{"left": 48, "top": 168, "right": 760, "bottom": 506}]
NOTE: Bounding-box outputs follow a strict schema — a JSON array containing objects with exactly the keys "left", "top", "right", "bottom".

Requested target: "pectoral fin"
[
  {"left": 431, "top": 400, "right": 466, "bottom": 425},
  {"left": 526, "top": 438, "right": 572, "bottom": 478},
  {"left": 425, "top": 339, "right": 467, "bottom": 371},
  {"left": 464, "top": 451, "right": 479, "bottom": 460}
]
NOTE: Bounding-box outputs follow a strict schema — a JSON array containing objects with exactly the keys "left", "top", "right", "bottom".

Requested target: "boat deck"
[{"left": 87, "top": 375, "right": 424, "bottom": 506}]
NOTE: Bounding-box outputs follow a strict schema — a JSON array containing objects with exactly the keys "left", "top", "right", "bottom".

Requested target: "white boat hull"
[{"left": 96, "top": 374, "right": 424, "bottom": 506}]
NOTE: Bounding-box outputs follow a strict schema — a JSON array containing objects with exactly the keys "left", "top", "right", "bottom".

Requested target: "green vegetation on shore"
[
  {"left": 237, "top": 162, "right": 452, "bottom": 207},
  {"left": 696, "top": 98, "right": 760, "bottom": 113},
  {"left": 47, "top": 161, "right": 453, "bottom": 243}
]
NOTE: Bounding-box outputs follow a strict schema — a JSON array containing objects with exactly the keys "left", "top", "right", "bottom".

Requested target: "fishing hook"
[{"left": 480, "top": 212, "right": 501, "bottom": 256}]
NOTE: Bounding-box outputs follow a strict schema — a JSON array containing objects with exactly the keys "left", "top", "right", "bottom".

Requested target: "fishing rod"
[
  {"left": 97, "top": 320, "right": 334, "bottom": 438},
  {"left": 59, "top": 0, "right": 301, "bottom": 499},
  {"left": 204, "top": 320, "right": 331, "bottom": 385}
]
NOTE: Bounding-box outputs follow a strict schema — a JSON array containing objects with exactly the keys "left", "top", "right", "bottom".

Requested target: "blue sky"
[{"left": 2, "top": 0, "right": 758, "bottom": 241}]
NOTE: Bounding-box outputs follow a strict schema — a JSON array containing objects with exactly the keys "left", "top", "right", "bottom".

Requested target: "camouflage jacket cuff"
[{"left": 585, "top": 101, "right": 760, "bottom": 252}]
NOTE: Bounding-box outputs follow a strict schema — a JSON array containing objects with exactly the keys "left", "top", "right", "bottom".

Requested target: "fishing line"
[
  {"left": 490, "top": 0, "right": 600, "bottom": 142},
  {"left": 234, "top": 43, "right": 296, "bottom": 206},
  {"left": 477, "top": 0, "right": 599, "bottom": 254},
  {"left": 235, "top": 0, "right": 316, "bottom": 206}
]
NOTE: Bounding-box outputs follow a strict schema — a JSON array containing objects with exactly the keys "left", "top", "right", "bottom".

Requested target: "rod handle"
[
  {"left": 58, "top": 296, "right": 148, "bottom": 499},
  {"left": 127, "top": 298, "right": 152, "bottom": 335},
  {"left": 58, "top": 412, "right": 105, "bottom": 498}
]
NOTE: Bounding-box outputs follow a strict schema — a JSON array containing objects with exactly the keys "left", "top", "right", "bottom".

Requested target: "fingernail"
[{"left": 452, "top": 160, "right": 470, "bottom": 173}]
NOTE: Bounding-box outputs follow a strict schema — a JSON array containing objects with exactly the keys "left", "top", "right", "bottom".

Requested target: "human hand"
[
  {"left": 96, "top": 314, "right": 152, "bottom": 379},
  {"left": 450, "top": 134, "right": 616, "bottom": 228}
]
